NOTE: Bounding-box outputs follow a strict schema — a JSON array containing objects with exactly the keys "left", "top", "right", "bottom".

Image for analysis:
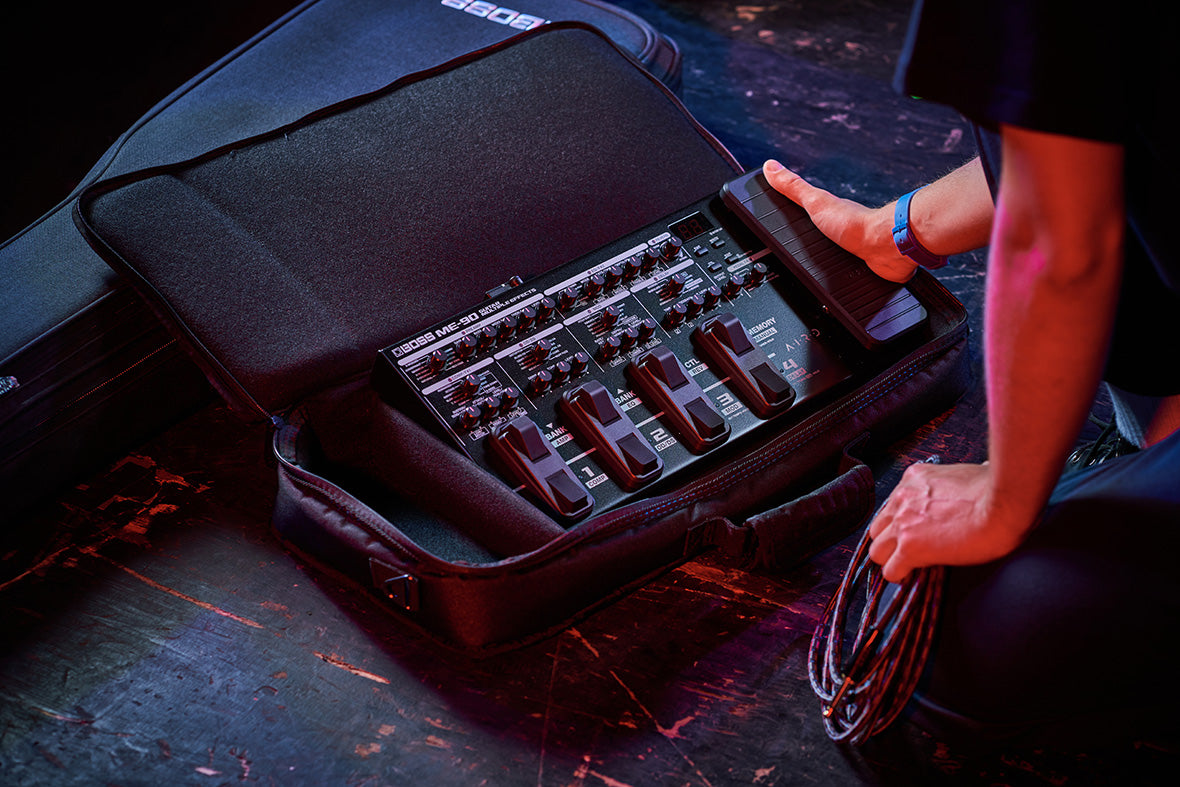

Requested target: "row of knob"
[
  {"left": 557, "top": 237, "right": 682, "bottom": 307},
  {"left": 589, "top": 260, "right": 772, "bottom": 361},
  {"left": 424, "top": 238, "right": 684, "bottom": 377},
  {"left": 452, "top": 343, "right": 594, "bottom": 429},
  {"left": 424, "top": 238, "right": 708, "bottom": 378},
  {"left": 524, "top": 350, "right": 592, "bottom": 396},
  {"left": 596, "top": 318, "right": 658, "bottom": 362},
  {"left": 425, "top": 297, "right": 559, "bottom": 373},
  {"left": 453, "top": 260, "right": 774, "bottom": 422},
  {"left": 456, "top": 384, "right": 522, "bottom": 430},
  {"left": 660, "top": 261, "right": 769, "bottom": 329},
  {"left": 652, "top": 252, "right": 765, "bottom": 305}
]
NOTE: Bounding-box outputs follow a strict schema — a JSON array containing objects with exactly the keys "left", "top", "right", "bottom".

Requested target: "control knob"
[
  {"left": 528, "top": 370, "right": 553, "bottom": 396},
  {"left": 454, "top": 334, "right": 478, "bottom": 359},
  {"left": 501, "top": 386, "right": 521, "bottom": 410},
  {"left": 457, "top": 404, "right": 482, "bottom": 431},
  {"left": 558, "top": 286, "right": 579, "bottom": 310},
  {"left": 496, "top": 316, "right": 518, "bottom": 341},
  {"left": 637, "top": 318, "right": 657, "bottom": 342},
  {"left": 598, "top": 335, "right": 623, "bottom": 361},
  {"left": 619, "top": 325, "right": 641, "bottom": 350},
  {"left": 426, "top": 348, "right": 448, "bottom": 372},
  {"left": 480, "top": 395, "right": 502, "bottom": 421},
  {"left": 663, "top": 302, "right": 688, "bottom": 328},
  {"left": 458, "top": 373, "right": 482, "bottom": 397},
  {"left": 477, "top": 325, "right": 498, "bottom": 349},
  {"left": 530, "top": 339, "right": 553, "bottom": 363},
  {"left": 570, "top": 351, "right": 591, "bottom": 375},
  {"left": 722, "top": 273, "right": 747, "bottom": 299},
  {"left": 664, "top": 273, "right": 687, "bottom": 298},
  {"left": 641, "top": 247, "right": 661, "bottom": 271},
  {"left": 583, "top": 273, "right": 605, "bottom": 299},
  {"left": 748, "top": 261, "right": 769, "bottom": 286},
  {"left": 516, "top": 306, "right": 537, "bottom": 330},
  {"left": 604, "top": 265, "right": 623, "bottom": 288}
]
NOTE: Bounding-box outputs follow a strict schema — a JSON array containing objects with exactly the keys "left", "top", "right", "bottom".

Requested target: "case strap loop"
[{"left": 369, "top": 559, "right": 421, "bottom": 612}]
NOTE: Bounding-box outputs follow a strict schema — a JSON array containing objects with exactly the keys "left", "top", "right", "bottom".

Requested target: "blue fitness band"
[{"left": 892, "top": 188, "right": 947, "bottom": 270}]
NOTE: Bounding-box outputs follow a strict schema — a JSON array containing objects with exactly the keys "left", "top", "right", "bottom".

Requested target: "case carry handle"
[{"left": 687, "top": 442, "right": 875, "bottom": 572}]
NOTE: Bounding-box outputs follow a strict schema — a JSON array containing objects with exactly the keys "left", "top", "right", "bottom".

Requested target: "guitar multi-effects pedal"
[{"left": 373, "top": 171, "right": 928, "bottom": 522}]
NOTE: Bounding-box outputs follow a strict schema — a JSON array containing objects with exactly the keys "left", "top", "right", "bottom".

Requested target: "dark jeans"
[{"left": 908, "top": 427, "right": 1180, "bottom": 745}]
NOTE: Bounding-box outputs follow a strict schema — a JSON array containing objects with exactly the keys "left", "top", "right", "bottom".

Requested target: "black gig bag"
[
  {"left": 75, "top": 23, "right": 970, "bottom": 653},
  {"left": 1, "top": 0, "right": 678, "bottom": 526}
]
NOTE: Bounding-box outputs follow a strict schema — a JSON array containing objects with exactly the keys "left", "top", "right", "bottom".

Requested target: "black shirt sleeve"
[
  {"left": 895, "top": 0, "right": 1126, "bottom": 143},
  {"left": 896, "top": 0, "right": 1180, "bottom": 395}
]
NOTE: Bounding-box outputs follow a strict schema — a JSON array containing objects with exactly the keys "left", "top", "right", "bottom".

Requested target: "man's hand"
[
  {"left": 867, "top": 461, "right": 1032, "bottom": 583},
  {"left": 762, "top": 156, "right": 993, "bottom": 283},
  {"left": 762, "top": 160, "right": 919, "bottom": 282}
]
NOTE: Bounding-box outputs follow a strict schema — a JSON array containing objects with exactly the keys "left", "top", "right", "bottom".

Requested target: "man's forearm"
[
  {"left": 899, "top": 156, "right": 994, "bottom": 257},
  {"left": 984, "top": 127, "right": 1124, "bottom": 527}
]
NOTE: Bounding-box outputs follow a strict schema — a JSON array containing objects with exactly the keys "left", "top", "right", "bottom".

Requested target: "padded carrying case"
[
  {"left": 1, "top": 0, "right": 679, "bottom": 526},
  {"left": 75, "top": 23, "right": 970, "bottom": 653}
]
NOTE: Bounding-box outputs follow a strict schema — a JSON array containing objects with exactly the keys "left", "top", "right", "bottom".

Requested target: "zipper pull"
[{"left": 263, "top": 414, "right": 288, "bottom": 468}]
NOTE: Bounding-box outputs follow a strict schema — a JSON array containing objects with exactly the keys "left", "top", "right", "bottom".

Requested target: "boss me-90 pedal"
[{"left": 373, "top": 171, "right": 928, "bottom": 522}]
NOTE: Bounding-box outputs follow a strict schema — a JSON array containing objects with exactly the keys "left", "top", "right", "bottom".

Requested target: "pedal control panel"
[{"left": 373, "top": 172, "right": 928, "bottom": 522}]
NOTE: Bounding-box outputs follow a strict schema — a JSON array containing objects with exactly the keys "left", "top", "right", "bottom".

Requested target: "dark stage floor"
[{"left": 2, "top": 1, "right": 1175, "bottom": 785}]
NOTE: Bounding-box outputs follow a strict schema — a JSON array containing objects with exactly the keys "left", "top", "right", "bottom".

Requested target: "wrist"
[
  {"left": 860, "top": 204, "right": 919, "bottom": 282},
  {"left": 979, "top": 465, "right": 1043, "bottom": 550}
]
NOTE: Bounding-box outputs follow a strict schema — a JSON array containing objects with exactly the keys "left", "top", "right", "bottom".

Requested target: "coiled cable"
[{"left": 807, "top": 510, "right": 946, "bottom": 744}]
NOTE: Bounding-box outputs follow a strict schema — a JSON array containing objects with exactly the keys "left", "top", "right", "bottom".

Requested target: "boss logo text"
[{"left": 440, "top": 0, "right": 548, "bottom": 30}]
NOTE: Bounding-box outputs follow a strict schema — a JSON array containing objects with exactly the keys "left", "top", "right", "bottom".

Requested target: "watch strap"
[{"left": 892, "top": 188, "right": 947, "bottom": 270}]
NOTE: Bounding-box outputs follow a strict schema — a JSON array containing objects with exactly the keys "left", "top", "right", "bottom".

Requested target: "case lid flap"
[{"left": 76, "top": 23, "right": 739, "bottom": 418}]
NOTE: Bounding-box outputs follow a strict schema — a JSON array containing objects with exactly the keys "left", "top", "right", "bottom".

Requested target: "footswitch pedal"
[
  {"left": 374, "top": 173, "right": 930, "bottom": 522},
  {"left": 488, "top": 416, "right": 595, "bottom": 519},
  {"left": 693, "top": 313, "right": 796, "bottom": 419},
  {"left": 627, "top": 346, "right": 731, "bottom": 454}
]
